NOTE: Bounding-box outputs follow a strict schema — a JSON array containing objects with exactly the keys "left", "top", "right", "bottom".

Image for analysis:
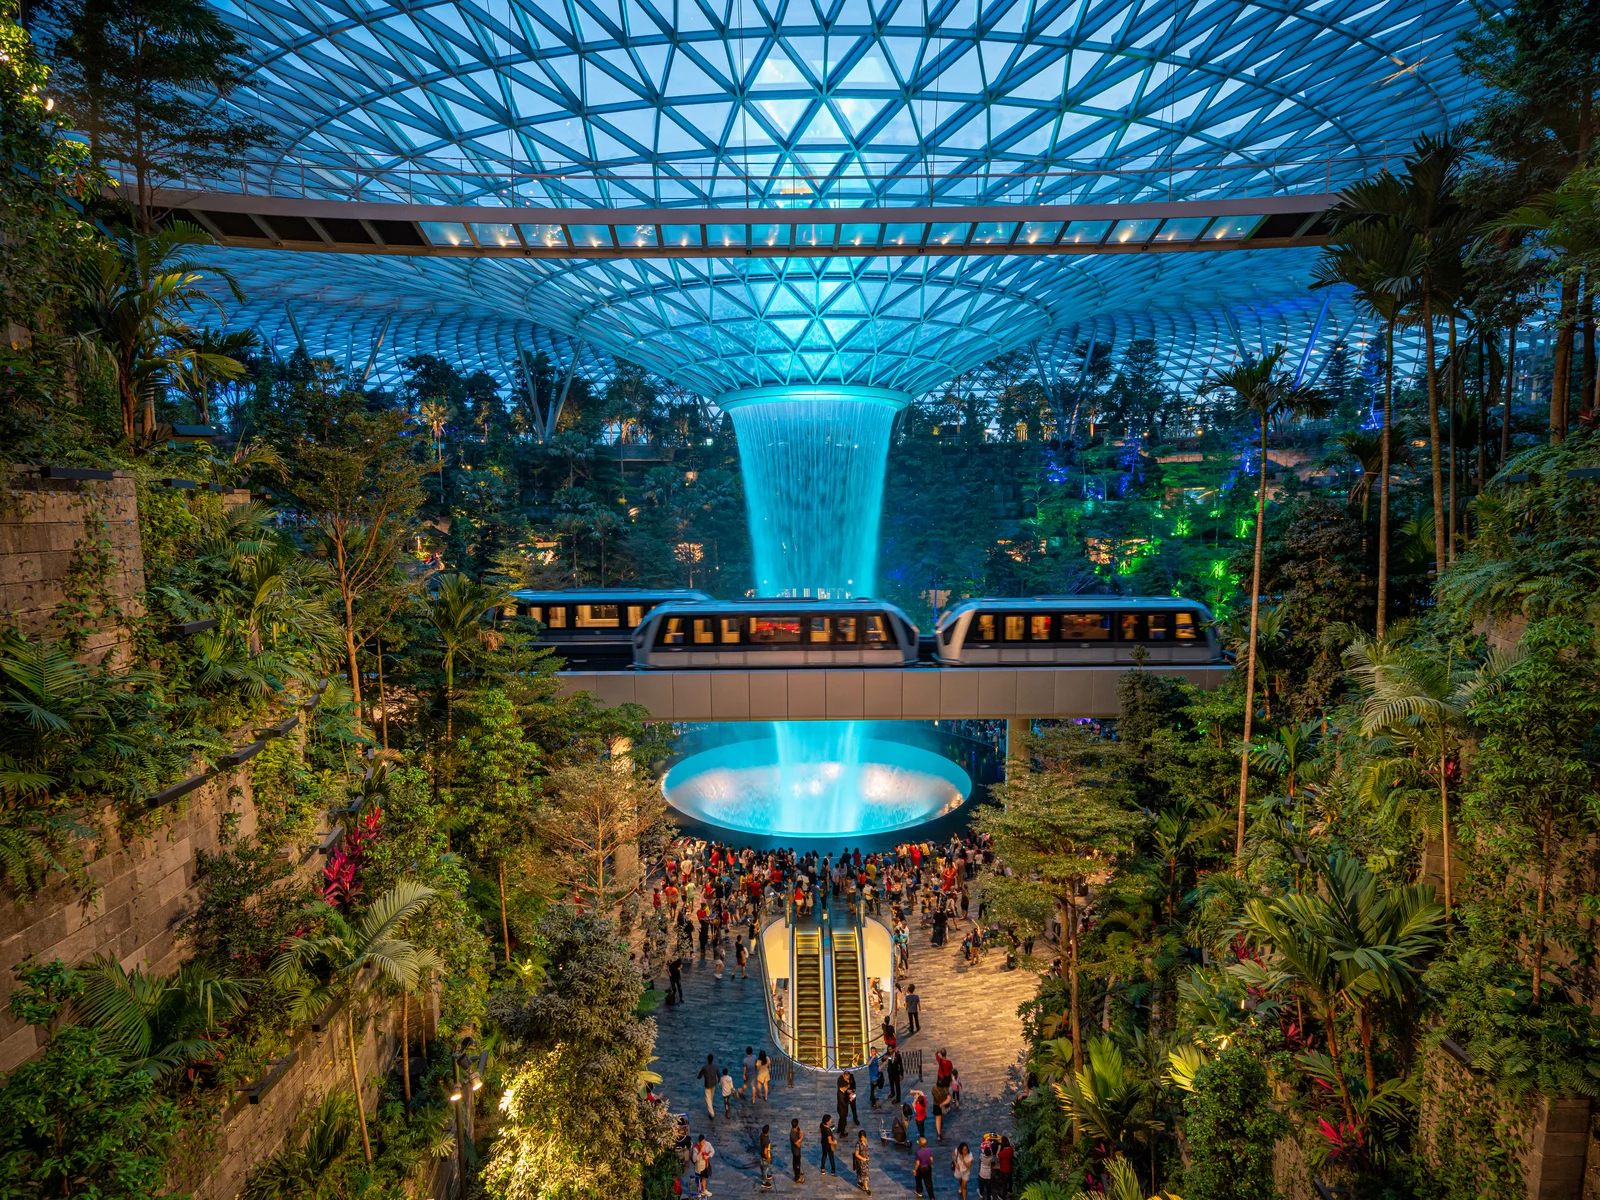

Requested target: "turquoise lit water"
[
  {"left": 662, "top": 724, "right": 971, "bottom": 836},
  {"left": 664, "top": 385, "right": 972, "bottom": 836}
]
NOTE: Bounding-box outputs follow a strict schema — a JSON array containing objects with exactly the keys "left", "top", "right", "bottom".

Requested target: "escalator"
[
  {"left": 832, "top": 929, "right": 867, "bottom": 1068},
  {"left": 794, "top": 931, "right": 825, "bottom": 1068}
]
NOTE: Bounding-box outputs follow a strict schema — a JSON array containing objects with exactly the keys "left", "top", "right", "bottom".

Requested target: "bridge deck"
[{"left": 556, "top": 664, "right": 1227, "bottom": 721}]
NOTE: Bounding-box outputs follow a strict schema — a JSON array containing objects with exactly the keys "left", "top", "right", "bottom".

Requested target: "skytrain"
[
  {"left": 933, "top": 596, "right": 1221, "bottom": 665},
  {"left": 512, "top": 590, "right": 1222, "bottom": 669},
  {"left": 633, "top": 598, "right": 921, "bottom": 668},
  {"left": 507, "top": 588, "right": 711, "bottom": 654}
]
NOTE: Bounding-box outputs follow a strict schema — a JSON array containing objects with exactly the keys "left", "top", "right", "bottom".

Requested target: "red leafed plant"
[
  {"left": 324, "top": 803, "right": 383, "bottom": 909},
  {"left": 1317, "top": 1116, "right": 1365, "bottom": 1161}
]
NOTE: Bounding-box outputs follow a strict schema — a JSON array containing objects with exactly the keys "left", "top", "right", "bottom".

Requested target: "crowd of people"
[{"left": 644, "top": 831, "right": 1030, "bottom": 1197}]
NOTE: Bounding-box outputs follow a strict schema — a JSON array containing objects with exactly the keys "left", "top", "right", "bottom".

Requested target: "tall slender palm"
[
  {"left": 425, "top": 573, "right": 511, "bottom": 739},
  {"left": 1199, "top": 348, "right": 1330, "bottom": 868},
  {"left": 184, "top": 328, "right": 260, "bottom": 424},
  {"left": 1333, "top": 135, "right": 1469, "bottom": 579},
  {"left": 270, "top": 881, "right": 437, "bottom": 1161},
  {"left": 1486, "top": 165, "right": 1600, "bottom": 443},
  {"left": 1313, "top": 217, "right": 1426, "bottom": 634},
  {"left": 1344, "top": 632, "right": 1522, "bottom": 917},
  {"left": 71, "top": 221, "right": 246, "bottom": 443}
]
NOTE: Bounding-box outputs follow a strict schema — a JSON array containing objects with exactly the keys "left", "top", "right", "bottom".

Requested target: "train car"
[
  {"left": 934, "top": 596, "right": 1221, "bottom": 665},
  {"left": 508, "top": 588, "right": 712, "bottom": 649},
  {"left": 634, "top": 598, "right": 919, "bottom": 669}
]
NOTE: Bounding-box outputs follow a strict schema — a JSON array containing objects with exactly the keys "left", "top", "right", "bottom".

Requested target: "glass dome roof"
[{"left": 200, "top": 0, "right": 1489, "bottom": 390}]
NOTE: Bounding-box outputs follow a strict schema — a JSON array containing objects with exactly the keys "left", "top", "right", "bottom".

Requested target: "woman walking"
[
  {"left": 755, "top": 1050, "right": 772, "bottom": 1100},
  {"left": 951, "top": 1142, "right": 973, "bottom": 1200},
  {"left": 853, "top": 1130, "right": 872, "bottom": 1193}
]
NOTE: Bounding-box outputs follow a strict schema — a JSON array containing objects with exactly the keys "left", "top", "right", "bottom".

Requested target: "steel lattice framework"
[{"left": 196, "top": 0, "right": 1493, "bottom": 392}]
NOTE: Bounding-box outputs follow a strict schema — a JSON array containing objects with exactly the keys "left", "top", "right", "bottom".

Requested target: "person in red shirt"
[
  {"left": 652, "top": 889, "right": 662, "bottom": 913},
  {"left": 996, "top": 1136, "right": 1014, "bottom": 1194}
]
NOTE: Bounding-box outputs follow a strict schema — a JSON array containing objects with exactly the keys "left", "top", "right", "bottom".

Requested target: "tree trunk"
[
  {"left": 376, "top": 635, "right": 388, "bottom": 752},
  {"left": 1478, "top": 329, "right": 1491, "bottom": 493},
  {"left": 499, "top": 860, "right": 512, "bottom": 965},
  {"left": 1066, "top": 887, "right": 1082, "bottom": 1143},
  {"left": 1423, "top": 291, "right": 1446, "bottom": 578},
  {"left": 1552, "top": 276, "right": 1575, "bottom": 445},
  {"left": 1533, "top": 809, "right": 1552, "bottom": 1007},
  {"left": 1360, "top": 1002, "right": 1376, "bottom": 1095},
  {"left": 1234, "top": 417, "right": 1269, "bottom": 868},
  {"left": 1447, "top": 316, "right": 1458, "bottom": 563},
  {"left": 401, "top": 995, "right": 411, "bottom": 1105},
  {"left": 1439, "top": 751, "right": 1452, "bottom": 918},
  {"left": 348, "top": 1006, "right": 374, "bottom": 1161},
  {"left": 1325, "top": 1004, "right": 1359, "bottom": 1135},
  {"left": 445, "top": 655, "right": 454, "bottom": 741},
  {"left": 1502, "top": 324, "right": 1515, "bottom": 464},
  {"left": 1377, "top": 320, "right": 1394, "bottom": 637}
]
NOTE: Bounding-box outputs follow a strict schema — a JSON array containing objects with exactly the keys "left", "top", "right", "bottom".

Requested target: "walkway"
[{"left": 650, "top": 896, "right": 1037, "bottom": 1198}]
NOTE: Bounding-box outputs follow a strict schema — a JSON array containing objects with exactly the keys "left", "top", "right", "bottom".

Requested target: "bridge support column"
[{"left": 1006, "top": 718, "right": 1031, "bottom": 783}]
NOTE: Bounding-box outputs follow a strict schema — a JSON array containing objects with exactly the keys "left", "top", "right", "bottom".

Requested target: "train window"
[
  {"left": 525, "top": 606, "right": 543, "bottom": 624},
  {"left": 1147, "top": 613, "right": 1173, "bottom": 641},
  {"left": 835, "top": 616, "right": 858, "bottom": 643},
  {"left": 546, "top": 606, "right": 568, "bottom": 629},
  {"left": 627, "top": 605, "right": 645, "bottom": 627},
  {"left": 864, "top": 615, "right": 890, "bottom": 645},
  {"left": 750, "top": 617, "right": 802, "bottom": 644},
  {"left": 576, "top": 604, "right": 620, "bottom": 628},
  {"left": 693, "top": 618, "right": 716, "bottom": 644},
  {"left": 658, "top": 617, "right": 687, "bottom": 645},
  {"left": 1175, "top": 612, "right": 1200, "bottom": 640},
  {"left": 808, "top": 617, "right": 831, "bottom": 644},
  {"left": 1059, "top": 613, "right": 1110, "bottom": 640},
  {"left": 720, "top": 617, "right": 742, "bottom": 644},
  {"left": 1004, "top": 615, "right": 1026, "bottom": 641},
  {"left": 1120, "top": 614, "right": 1143, "bottom": 640},
  {"left": 976, "top": 614, "right": 997, "bottom": 641},
  {"left": 1030, "top": 615, "right": 1052, "bottom": 640}
]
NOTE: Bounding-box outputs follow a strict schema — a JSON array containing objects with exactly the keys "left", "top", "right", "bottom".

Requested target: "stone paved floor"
[{"left": 650, "top": 895, "right": 1037, "bottom": 1198}]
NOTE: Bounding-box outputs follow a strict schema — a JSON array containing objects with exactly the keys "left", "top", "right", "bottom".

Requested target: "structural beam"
[
  {"left": 145, "top": 186, "right": 1337, "bottom": 261},
  {"left": 554, "top": 664, "right": 1228, "bottom": 721}
]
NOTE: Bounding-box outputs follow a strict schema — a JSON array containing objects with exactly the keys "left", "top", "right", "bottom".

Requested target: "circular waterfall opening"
[{"left": 662, "top": 731, "right": 971, "bottom": 837}]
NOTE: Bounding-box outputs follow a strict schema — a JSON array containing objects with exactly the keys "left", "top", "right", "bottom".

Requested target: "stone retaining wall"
[
  {"left": 0, "top": 763, "right": 260, "bottom": 1073},
  {"left": 1, "top": 468, "right": 145, "bottom": 666}
]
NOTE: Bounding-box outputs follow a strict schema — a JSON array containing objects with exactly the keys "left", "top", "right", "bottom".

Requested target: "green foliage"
[
  {"left": 1179, "top": 1045, "right": 1287, "bottom": 1200},
  {"left": 72, "top": 954, "right": 248, "bottom": 1079},
  {"left": 0, "top": 960, "right": 183, "bottom": 1199},
  {"left": 482, "top": 908, "right": 673, "bottom": 1200}
]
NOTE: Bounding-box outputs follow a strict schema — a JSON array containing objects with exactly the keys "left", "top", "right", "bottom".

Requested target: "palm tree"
[
  {"left": 1054, "top": 1037, "right": 1152, "bottom": 1158},
  {"left": 1199, "top": 348, "right": 1330, "bottom": 867},
  {"left": 71, "top": 221, "right": 246, "bottom": 443},
  {"left": 1344, "top": 632, "right": 1522, "bottom": 917},
  {"left": 1332, "top": 135, "right": 1470, "bottom": 578},
  {"left": 73, "top": 956, "right": 249, "bottom": 1079},
  {"left": 183, "top": 327, "right": 260, "bottom": 425},
  {"left": 1314, "top": 217, "right": 1426, "bottom": 635},
  {"left": 425, "top": 573, "right": 511, "bottom": 739},
  {"left": 270, "top": 881, "right": 437, "bottom": 1161},
  {"left": 393, "top": 946, "right": 443, "bottom": 1106},
  {"left": 419, "top": 401, "right": 450, "bottom": 466},
  {"left": 1485, "top": 165, "right": 1600, "bottom": 444}
]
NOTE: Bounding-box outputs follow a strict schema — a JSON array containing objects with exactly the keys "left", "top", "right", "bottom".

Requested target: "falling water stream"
[{"left": 662, "top": 386, "right": 972, "bottom": 836}]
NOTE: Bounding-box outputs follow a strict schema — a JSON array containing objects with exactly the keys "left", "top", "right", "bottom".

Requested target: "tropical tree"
[
  {"left": 1199, "top": 347, "right": 1330, "bottom": 865},
  {"left": 536, "top": 761, "right": 666, "bottom": 915},
  {"left": 1333, "top": 135, "right": 1470, "bottom": 577},
  {"left": 71, "top": 956, "right": 248, "bottom": 1079},
  {"left": 425, "top": 572, "right": 511, "bottom": 739},
  {"left": 1345, "top": 630, "right": 1522, "bottom": 916},
  {"left": 975, "top": 729, "right": 1144, "bottom": 1076},
  {"left": 269, "top": 880, "right": 437, "bottom": 1161},
  {"left": 1314, "top": 217, "right": 1426, "bottom": 633},
  {"left": 1238, "top": 857, "right": 1442, "bottom": 1122},
  {"left": 1054, "top": 1037, "right": 1154, "bottom": 1162},
  {"left": 70, "top": 220, "right": 245, "bottom": 442}
]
